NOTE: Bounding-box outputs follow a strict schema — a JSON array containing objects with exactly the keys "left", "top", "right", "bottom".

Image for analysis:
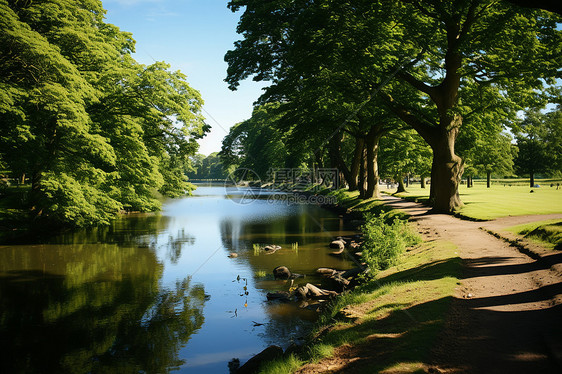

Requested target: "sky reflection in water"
[{"left": 0, "top": 185, "right": 357, "bottom": 373}]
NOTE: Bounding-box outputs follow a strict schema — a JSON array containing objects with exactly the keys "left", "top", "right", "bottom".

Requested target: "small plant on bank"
[
  {"left": 254, "top": 270, "right": 267, "bottom": 278},
  {"left": 361, "top": 213, "right": 421, "bottom": 274},
  {"left": 291, "top": 242, "right": 299, "bottom": 253},
  {"left": 253, "top": 243, "right": 262, "bottom": 256}
]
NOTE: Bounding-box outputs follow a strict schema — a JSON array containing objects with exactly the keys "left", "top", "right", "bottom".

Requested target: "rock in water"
[
  {"left": 266, "top": 291, "right": 292, "bottom": 302},
  {"left": 264, "top": 244, "right": 282, "bottom": 254},
  {"left": 273, "top": 266, "right": 291, "bottom": 279},
  {"left": 295, "top": 283, "right": 338, "bottom": 300},
  {"left": 237, "top": 345, "right": 283, "bottom": 374},
  {"left": 329, "top": 240, "right": 345, "bottom": 250}
]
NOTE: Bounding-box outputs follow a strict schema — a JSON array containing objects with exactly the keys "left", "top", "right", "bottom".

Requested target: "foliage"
[
  {"left": 225, "top": 0, "right": 562, "bottom": 213},
  {"left": 361, "top": 213, "right": 421, "bottom": 273},
  {"left": 0, "top": 0, "right": 207, "bottom": 227},
  {"left": 515, "top": 106, "right": 562, "bottom": 181},
  {"left": 186, "top": 152, "right": 227, "bottom": 180},
  {"left": 378, "top": 130, "right": 432, "bottom": 182},
  {"left": 220, "top": 103, "right": 296, "bottom": 179},
  {"left": 464, "top": 132, "right": 517, "bottom": 179}
]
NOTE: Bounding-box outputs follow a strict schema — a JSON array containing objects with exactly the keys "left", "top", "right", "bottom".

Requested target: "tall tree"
[
  {"left": 0, "top": 0, "right": 207, "bottom": 226},
  {"left": 515, "top": 107, "right": 562, "bottom": 186},
  {"left": 220, "top": 103, "right": 292, "bottom": 180},
  {"left": 225, "top": 0, "right": 562, "bottom": 213},
  {"left": 465, "top": 133, "right": 517, "bottom": 188}
]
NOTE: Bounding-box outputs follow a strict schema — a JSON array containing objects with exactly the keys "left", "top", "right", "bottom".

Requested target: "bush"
[{"left": 361, "top": 213, "right": 421, "bottom": 274}]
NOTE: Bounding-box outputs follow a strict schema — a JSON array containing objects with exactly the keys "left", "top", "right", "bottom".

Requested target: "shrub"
[{"left": 361, "top": 213, "right": 421, "bottom": 274}]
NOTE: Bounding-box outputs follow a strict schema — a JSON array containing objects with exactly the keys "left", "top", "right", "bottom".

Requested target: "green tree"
[
  {"left": 225, "top": 0, "right": 562, "bottom": 213},
  {"left": 187, "top": 152, "right": 227, "bottom": 180},
  {"left": 0, "top": 0, "right": 207, "bottom": 226},
  {"left": 515, "top": 107, "right": 562, "bottom": 186},
  {"left": 379, "top": 130, "right": 433, "bottom": 192},
  {"left": 465, "top": 132, "right": 516, "bottom": 188},
  {"left": 220, "top": 103, "right": 291, "bottom": 180}
]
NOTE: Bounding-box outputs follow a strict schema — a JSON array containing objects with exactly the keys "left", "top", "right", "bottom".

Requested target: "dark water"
[{"left": 0, "top": 185, "right": 357, "bottom": 373}]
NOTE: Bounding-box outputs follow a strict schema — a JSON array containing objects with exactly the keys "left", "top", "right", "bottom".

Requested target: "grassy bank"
[
  {"left": 255, "top": 190, "right": 461, "bottom": 373},
  {"left": 262, "top": 239, "right": 461, "bottom": 374},
  {"left": 391, "top": 183, "right": 562, "bottom": 220},
  {"left": 506, "top": 219, "right": 562, "bottom": 250}
]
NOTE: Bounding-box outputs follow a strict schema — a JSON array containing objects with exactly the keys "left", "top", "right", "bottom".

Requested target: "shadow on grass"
[
  {"left": 316, "top": 286, "right": 562, "bottom": 374},
  {"left": 313, "top": 297, "right": 454, "bottom": 374},
  {"left": 356, "top": 258, "right": 463, "bottom": 294}
]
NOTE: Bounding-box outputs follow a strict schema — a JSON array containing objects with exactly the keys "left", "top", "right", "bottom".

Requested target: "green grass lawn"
[
  {"left": 392, "top": 183, "right": 562, "bottom": 220},
  {"left": 506, "top": 219, "right": 562, "bottom": 250}
]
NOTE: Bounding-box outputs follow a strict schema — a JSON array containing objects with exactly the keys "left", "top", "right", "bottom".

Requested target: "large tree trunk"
[
  {"left": 358, "top": 144, "right": 367, "bottom": 198},
  {"left": 421, "top": 175, "right": 426, "bottom": 188},
  {"left": 486, "top": 171, "right": 491, "bottom": 188},
  {"left": 396, "top": 175, "right": 406, "bottom": 193},
  {"left": 386, "top": 19, "right": 466, "bottom": 214},
  {"left": 364, "top": 128, "right": 383, "bottom": 199},
  {"left": 329, "top": 133, "right": 349, "bottom": 189},
  {"left": 530, "top": 172, "right": 535, "bottom": 188},
  {"left": 429, "top": 126, "right": 464, "bottom": 213},
  {"left": 348, "top": 137, "right": 364, "bottom": 191}
]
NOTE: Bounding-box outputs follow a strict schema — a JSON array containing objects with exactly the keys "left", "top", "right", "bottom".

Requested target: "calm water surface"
[{"left": 0, "top": 185, "right": 357, "bottom": 373}]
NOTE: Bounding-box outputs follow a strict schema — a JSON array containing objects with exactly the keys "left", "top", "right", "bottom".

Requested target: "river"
[{"left": 0, "top": 185, "right": 358, "bottom": 373}]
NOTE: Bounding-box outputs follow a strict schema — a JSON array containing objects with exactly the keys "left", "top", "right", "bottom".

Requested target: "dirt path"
[
  {"left": 382, "top": 195, "right": 562, "bottom": 373},
  {"left": 298, "top": 195, "right": 562, "bottom": 373}
]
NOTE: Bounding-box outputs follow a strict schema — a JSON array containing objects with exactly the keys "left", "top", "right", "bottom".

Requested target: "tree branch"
[
  {"left": 397, "top": 72, "right": 438, "bottom": 97},
  {"left": 381, "top": 92, "right": 438, "bottom": 146}
]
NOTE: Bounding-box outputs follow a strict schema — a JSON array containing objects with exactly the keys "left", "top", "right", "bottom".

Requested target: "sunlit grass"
[
  {"left": 254, "top": 270, "right": 267, "bottom": 278},
  {"left": 291, "top": 242, "right": 299, "bottom": 253},
  {"left": 253, "top": 243, "right": 262, "bottom": 256},
  {"left": 392, "top": 183, "right": 562, "bottom": 220},
  {"left": 507, "top": 219, "right": 562, "bottom": 250},
  {"left": 260, "top": 355, "right": 304, "bottom": 374}
]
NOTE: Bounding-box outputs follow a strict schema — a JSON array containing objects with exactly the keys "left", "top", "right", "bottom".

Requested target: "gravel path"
[
  {"left": 380, "top": 195, "right": 562, "bottom": 373},
  {"left": 296, "top": 195, "right": 562, "bottom": 373}
]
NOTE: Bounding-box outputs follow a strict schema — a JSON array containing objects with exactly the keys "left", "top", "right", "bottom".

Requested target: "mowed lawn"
[{"left": 391, "top": 182, "right": 562, "bottom": 220}]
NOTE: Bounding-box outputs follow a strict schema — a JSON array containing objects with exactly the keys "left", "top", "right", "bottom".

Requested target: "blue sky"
[{"left": 103, "top": 0, "right": 266, "bottom": 155}]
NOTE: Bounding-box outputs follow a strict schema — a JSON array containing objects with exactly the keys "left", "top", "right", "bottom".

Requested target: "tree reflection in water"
[{"left": 0, "top": 244, "right": 206, "bottom": 374}]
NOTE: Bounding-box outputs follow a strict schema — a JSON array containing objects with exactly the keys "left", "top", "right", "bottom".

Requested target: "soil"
[{"left": 297, "top": 194, "right": 562, "bottom": 373}]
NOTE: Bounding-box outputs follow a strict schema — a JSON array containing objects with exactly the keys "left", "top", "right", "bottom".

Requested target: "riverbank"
[{"left": 253, "top": 188, "right": 562, "bottom": 373}]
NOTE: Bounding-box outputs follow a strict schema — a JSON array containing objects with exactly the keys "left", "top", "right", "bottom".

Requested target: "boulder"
[
  {"left": 341, "top": 267, "right": 364, "bottom": 279},
  {"left": 273, "top": 266, "right": 291, "bottom": 279},
  {"left": 264, "top": 245, "right": 281, "bottom": 254},
  {"left": 266, "top": 291, "right": 292, "bottom": 302},
  {"left": 284, "top": 343, "right": 301, "bottom": 357},
  {"left": 329, "top": 240, "right": 345, "bottom": 250},
  {"left": 228, "top": 253, "right": 238, "bottom": 258},
  {"left": 237, "top": 345, "right": 284, "bottom": 374},
  {"left": 295, "top": 283, "right": 338, "bottom": 300},
  {"left": 264, "top": 245, "right": 281, "bottom": 251},
  {"left": 316, "top": 268, "right": 337, "bottom": 276}
]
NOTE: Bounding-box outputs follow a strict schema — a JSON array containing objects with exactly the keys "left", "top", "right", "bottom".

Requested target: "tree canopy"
[
  {"left": 0, "top": 0, "right": 208, "bottom": 227},
  {"left": 225, "top": 0, "right": 562, "bottom": 213},
  {"left": 515, "top": 106, "right": 562, "bottom": 186}
]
